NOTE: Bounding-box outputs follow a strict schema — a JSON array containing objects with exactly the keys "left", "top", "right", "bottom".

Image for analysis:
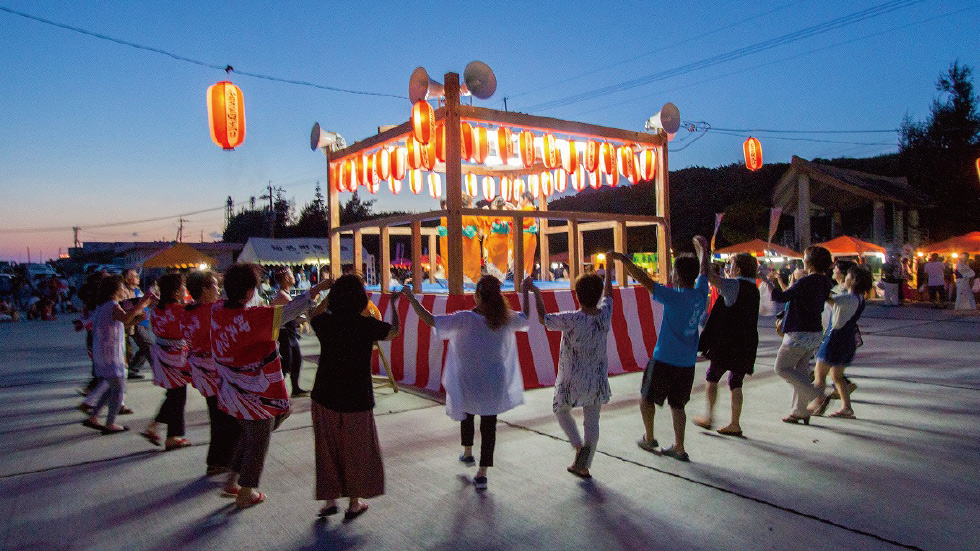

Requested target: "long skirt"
[
  {"left": 311, "top": 402, "right": 385, "bottom": 500},
  {"left": 955, "top": 279, "right": 977, "bottom": 311}
]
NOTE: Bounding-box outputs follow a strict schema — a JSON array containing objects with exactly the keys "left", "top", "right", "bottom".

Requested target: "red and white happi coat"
[
  {"left": 181, "top": 302, "right": 220, "bottom": 398},
  {"left": 149, "top": 303, "right": 191, "bottom": 389},
  {"left": 210, "top": 304, "right": 289, "bottom": 420}
]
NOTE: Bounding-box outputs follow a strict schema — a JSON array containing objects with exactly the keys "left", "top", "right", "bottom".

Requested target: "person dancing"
[
  {"left": 461, "top": 195, "right": 484, "bottom": 284},
  {"left": 309, "top": 274, "right": 399, "bottom": 520},
  {"left": 270, "top": 268, "right": 308, "bottom": 396},
  {"left": 519, "top": 192, "right": 538, "bottom": 279},
  {"left": 142, "top": 273, "right": 193, "bottom": 450},
  {"left": 483, "top": 197, "right": 511, "bottom": 281},
  {"left": 402, "top": 276, "right": 529, "bottom": 490}
]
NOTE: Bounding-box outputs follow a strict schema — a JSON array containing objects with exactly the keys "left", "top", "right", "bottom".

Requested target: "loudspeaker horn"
[
  {"left": 310, "top": 123, "right": 346, "bottom": 152},
  {"left": 463, "top": 60, "right": 496, "bottom": 100},
  {"left": 409, "top": 67, "right": 445, "bottom": 104},
  {"left": 645, "top": 103, "right": 681, "bottom": 137}
]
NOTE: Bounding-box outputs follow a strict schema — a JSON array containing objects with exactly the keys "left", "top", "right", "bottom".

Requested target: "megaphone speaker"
[
  {"left": 409, "top": 67, "right": 445, "bottom": 103},
  {"left": 463, "top": 61, "right": 497, "bottom": 100},
  {"left": 646, "top": 103, "right": 681, "bottom": 135}
]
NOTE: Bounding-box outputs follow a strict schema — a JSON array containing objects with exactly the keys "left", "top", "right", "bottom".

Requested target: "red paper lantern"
[
  {"left": 460, "top": 122, "right": 474, "bottom": 161},
  {"left": 519, "top": 131, "right": 536, "bottom": 168},
  {"left": 500, "top": 176, "right": 513, "bottom": 202},
  {"left": 428, "top": 173, "right": 442, "bottom": 198},
  {"left": 411, "top": 100, "right": 435, "bottom": 144},
  {"left": 513, "top": 177, "right": 525, "bottom": 199},
  {"left": 329, "top": 162, "right": 341, "bottom": 192},
  {"left": 562, "top": 140, "right": 579, "bottom": 174},
  {"left": 743, "top": 137, "right": 763, "bottom": 171},
  {"left": 406, "top": 136, "right": 423, "bottom": 170},
  {"left": 541, "top": 172, "right": 553, "bottom": 197},
  {"left": 465, "top": 173, "right": 478, "bottom": 197},
  {"left": 420, "top": 139, "right": 437, "bottom": 171},
  {"left": 584, "top": 140, "right": 600, "bottom": 172},
  {"left": 207, "top": 81, "right": 245, "bottom": 150},
  {"left": 434, "top": 124, "right": 447, "bottom": 162},
  {"left": 483, "top": 176, "right": 496, "bottom": 201},
  {"left": 588, "top": 171, "right": 600, "bottom": 189},
  {"left": 390, "top": 147, "right": 407, "bottom": 181},
  {"left": 542, "top": 134, "right": 559, "bottom": 169},
  {"left": 529, "top": 174, "right": 540, "bottom": 199},
  {"left": 497, "top": 127, "right": 514, "bottom": 164},
  {"left": 389, "top": 176, "right": 402, "bottom": 194},
  {"left": 472, "top": 126, "right": 490, "bottom": 164},
  {"left": 367, "top": 170, "right": 381, "bottom": 194},
  {"left": 571, "top": 168, "right": 586, "bottom": 192},
  {"left": 637, "top": 148, "right": 657, "bottom": 181},
  {"left": 618, "top": 146, "right": 635, "bottom": 182},
  {"left": 599, "top": 143, "right": 615, "bottom": 174},
  {"left": 374, "top": 149, "right": 390, "bottom": 181},
  {"left": 341, "top": 159, "right": 356, "bottom": 192},
  {"left": 556, "top": 170, "right": 568, "bottom": 193},
  {"left": 366, "top": 155, "right": 379, "bottom": 188},
  {"left": 355, "top": 154, "right": 367, "bottom": 186},
  {"left": 409, "top": 169, "right": 424, "bottom": 194},
  {"left": 606, "top": 169, "right": 619, "bottom": 187}
]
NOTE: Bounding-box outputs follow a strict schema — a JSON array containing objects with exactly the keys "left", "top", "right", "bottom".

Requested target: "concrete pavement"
[{"left": 0, "top": 304, "right": 977, "bottom": 551}]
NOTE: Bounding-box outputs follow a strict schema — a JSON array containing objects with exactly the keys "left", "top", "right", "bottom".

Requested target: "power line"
[
  {"left": 523, "top": 0, "right": 925, "bottom": 113},
  {"left": 0, "top": 5, "right": 406, "bottom": 100},
  {"left": 0, "top": 206, "right": 226, "bottom": 234},
  {"left": 708, "top": 129, "right": 896, "bottom": 146},
  {"left": 710, "top": 128, "right": 897, "bottom": 134}
]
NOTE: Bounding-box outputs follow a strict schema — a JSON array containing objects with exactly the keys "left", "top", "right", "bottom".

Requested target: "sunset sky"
[{"left": 1, "top": 0, "right": 978, "bottom": 262}]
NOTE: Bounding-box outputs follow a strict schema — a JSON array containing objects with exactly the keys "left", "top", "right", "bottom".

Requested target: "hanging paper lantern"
[
  {"left": 411, "top": 100, "right": 435, "bottom": 144},
  {"left": 483, "top": 176, "right": 496, "bottom": 201},
  {"left": 355, "top": 154, "right": 367, "bottom": 186},
  {"left": 460, "top": 122, "right": 474, "bottom": 161},
  {"left": 743, "top": 137, "right": 763, "bottom": 171},
  {"left": 341, "top": 159, "right": 357, "bottom": 192},
  {"left": 562, "top": 140, "right": 579, "bottom": 174},
  {"left": 500, "top": 176, "right": 513, "bottom": 202},
  {"left": 599, "top": 143, "right": 616, "bottom": 174},
  {"left": 367, "top": 173, "right": 381, "bottom": 194},
  {"left": 329, "top": 162, "right": 341, "bottom": 192},
  {"left": 618, "top": 146, "right": 635, "bottom": 182},
  {"left": 513, "top": 177, "right": 525, "bottom": 199},
  {"left": 637, "top": 148, "right": 657, "bottom": 181},
  {"left": 584, "top": 140, "right": 600, "bottom": 172},
  {"left": 542, "top": 133, "right": 559, "bottom": 169},
  {"left": 556, "top": 170, "right": 568, "bottom": 193},
  {"left": 434, "top": 124, "right": 447, "bottom": 162},
  {"left": 420, "top": 139, "right": 437, "bottom": 171},
  {"left": 528, "top": 174, "right": 540, "bottom": 199},
  {"left": 207, "top": 81, "right": 246, "bottom": 150},
  {"left": 428, "top": 173, "right": 442, "bottom": 199},
  {"left": 571, "top": 168, "right": 586, "bottom": 192},
  {"left": 366, "top": 155, "right": 380, "bottom": 188},
  {"left": 390, "top": 147, "right": 407, "bottom": 181},
  {"left": 541, "top": 172, "right": 553, "bottom": 197},
  {"left": 389, "top": 175, "right": 402, "bottom": 194},
  {"left": 472, "top": 126, "right": 490, "bottom": 164},
  {"left": 408, "top": 169, "right": 424, "bottom": 194},
  {"left": 374, "top": 149, "right": 391, "bottom": 181},
  {"left": 606, "top": 169, "right": 619, "bottom": 187},
  {"left": 497, "top": 127, "right": 514, "bottom": 164},
  {"left": 465, "top": 173, "right": 479, "bottom": 197},
  {"left": 519, "top": 131, "right": 536, "bottom": 168},
  {"left": 588, "top": 171, "right": 601, "bottom": 189},
  {"left": 406, "top": 136, "right": 423, "bottom": 170}
]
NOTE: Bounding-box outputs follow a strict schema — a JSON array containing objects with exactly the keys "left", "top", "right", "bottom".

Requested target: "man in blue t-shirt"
[{"left": 609, "top": 235, "right": 710, "bottom": 462}]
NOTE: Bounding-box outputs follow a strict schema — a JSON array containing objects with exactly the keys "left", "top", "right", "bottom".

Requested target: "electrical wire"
[
  {"left": 0, "top": 5, "right": 406, "bottom": 100},
  {"left": 708, "top": 129, "right": 896, "bottom": 146},
  {"left": 523, "top": 0, "right": 925, "bottom": 113}
]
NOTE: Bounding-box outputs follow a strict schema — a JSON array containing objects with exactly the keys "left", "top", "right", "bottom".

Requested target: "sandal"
[
  {"left": 165, "top": 437, "right": 192, "bottom": 451},
  {"left": 782, "top": 414, "right": 810, "bottom": 425},
  {"left": 236, "top": 492, "right": 266, "bottom": 509},
  {"left": 716, "top": 426, "right": 743, "bottom": 437},
  {"left": 636, "top": 437, "right": 660, "bottom": 453},
  {"left": 140, "top": 430, "right": 162, "bottom": 447},
  {"left": 661, "top": 445, "right": 690, "bottom": 462},
  {"left": 828, "top": 409, "right": 856, "bottom": 419},
  {"left": 81, "top": 419, "right": 104, "bottom": 431},
  {"left": 343, "top": 503, "right": 368, "bottom": 521},
  {"left": 809, "top": 395, "right": 832, "bottom": 416},
  {"left": 317, "top": 505, "right": 339, "bottom": 518},
  {"left": 101, "top": 425, "right": 129, "bottom": 435},
  {"left": 220, "top": 487, "right": 241, "bottom": 498}
]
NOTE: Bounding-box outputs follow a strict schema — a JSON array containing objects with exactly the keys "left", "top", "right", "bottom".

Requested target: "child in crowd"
[
  {"left": 608, "top": 236, "right": 710, "bottom": 462},
  {"left": 523, "top": 267, "right": 613, "bottom": 479},
  {"left": 809, "top": 265, "right": 873, "bottom": 419},
  {"left": 402, "top": 275, "right": 529, "bottom": 491}
]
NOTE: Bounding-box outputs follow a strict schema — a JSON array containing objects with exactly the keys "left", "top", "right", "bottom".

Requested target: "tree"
[
  {"left": 223, "top": 209, "right": 269, "bottom": 243},
  {"left": 899, "top": 61, "right": 980, "bottom": 239},
  {"left": 339, "top": 191, "right": 376, "bottom": 225},
  {"left": 292, "top": 182, "right": 329, "bottom": 237}
]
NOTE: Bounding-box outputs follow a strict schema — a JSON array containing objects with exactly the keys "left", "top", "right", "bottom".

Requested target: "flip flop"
[
  {"left": 567, "top": 466, "right": 593, "bottom": 479},
  {"left": 101, "top": 425, "right": 130, "bottom": 435},
  {"left": 317, "top": 505, "right": 339, "bottom": 518},
  {"left": 236, "top": 492, "right": 266, "bottom": 509},
  {"left": 81, "top": 419, "right": 104, "bottom": 431},
  {"left": 344, "top": 504, "right": 368, "bottom": 521},
  {"left": 716, "top": 427, "right": 743, "bottom": 437},
  {"left": 828, "top": 410, "right": 856, "bottom": 419},
  {"left": 165, "top": 437, "right": 192, "bottom": 451},
  {"left": 220, "top": 488, "right": 240, "bottom": 498},
  {"left": 140, "top": 430, "right": 162, "bottom": 446}
]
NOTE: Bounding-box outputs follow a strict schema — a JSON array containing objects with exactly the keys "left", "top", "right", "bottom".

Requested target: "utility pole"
[
  {"left": 260, "top": 181, "right": 276, "bottom": 238},
  {"left": 225, "top": 196, "right": 234, "bottom": 224},
  {"left": 176, "top": 218, "right": 185, "bottom": 243},
  {"left": 72, "top": 226, "right": 80, "bottom": 249}
]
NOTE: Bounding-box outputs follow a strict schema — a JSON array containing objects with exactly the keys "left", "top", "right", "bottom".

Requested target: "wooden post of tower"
[
  {"left": 539, "top": 199, "right": 550, "bottom": 281},
  {"left": 656, "top": 145, "right": 671, "bottom": 283},
  {"left": 443, "top": 73, "right": 464, "bottom": 295},
  {"left": 513, "top": 213, "right": 525, "bottom": 291},
  {"left": 326, "top": 152, "right": 342, "bottom": 279}
]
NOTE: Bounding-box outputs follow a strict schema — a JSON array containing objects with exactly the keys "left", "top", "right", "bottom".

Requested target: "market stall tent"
[
  {"left": 921, "top": 231, "right": 980, "bottom": 255},
  {"left": 141, "top": 243, "right": 217, "bottom": 269},
  {"left": 714, "top": 239, "right": 802, "bottom": 260},
  {"left": 815, "top": 235, "right": 885, "bottom": 257},
  {"left": 238, "top": 237, "right": 375, "bottom": 281}
]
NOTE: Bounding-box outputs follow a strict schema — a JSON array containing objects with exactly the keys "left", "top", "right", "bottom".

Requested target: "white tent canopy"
[{"left": 238, "top": 237, "right": 372, "bottom": 267}]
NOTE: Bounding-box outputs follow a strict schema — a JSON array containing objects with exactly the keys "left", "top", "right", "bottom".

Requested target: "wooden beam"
[
  {"left": 656, "top": 146, "right": 670, "bottom": 283},
  {"left": 379, "top": 225, "right": 390, "bottom": 292},
  {"left": 458, "top": 105, "right": 665, "bottom": 146},
  {"left": 614, "top": 221, "right": 627, "bottom": 288},
  {"left": 326, "top": 152, "right": 341, "bottom": 279},
  {"left": 513, "top": 213, "right": 524, "bottom": 292},
  {"left": 353, "top": 229, "right": 362, "bottom": 278},
  {"left": 444, "top": 73, "right": 464, "bottom": 295},
  {"left": 567, "top": 220, "right": 579, "bottom": 285},
  {"left": 538, "top": 198, "right": 549, "bottom": 281},
  {"left": 428, "top": 233, "right": 438, "bottom": 283},
  {"left": 411, "top": 220, "right": 422, "bottom": 294}
]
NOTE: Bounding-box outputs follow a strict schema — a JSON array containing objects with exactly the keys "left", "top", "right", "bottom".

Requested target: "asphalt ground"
[{"left": 0, "top": 303, "right": 977, "bottom": 551}]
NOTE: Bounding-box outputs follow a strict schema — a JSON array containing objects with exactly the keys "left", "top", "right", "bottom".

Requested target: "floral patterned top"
[{"left": 544, "top": 296, "right": 613, "bottom": 412}]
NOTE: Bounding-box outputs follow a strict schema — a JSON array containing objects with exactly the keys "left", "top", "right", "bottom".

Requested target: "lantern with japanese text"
[
  {"left": 562, "top": 140, "right": 579, "bottom": 174},
  {"left": 588, "top": 171, "right": 600, "bottom": 189},
  {"left": 743, "top": 137, "right": 763, "bottom": 171},
  {"left": 497, "top": 127, "right": 514, "bottom": 164},
  {"left": 636, "top": 148, "right": 657, "bottom": 181},
  {"left": 500, "top": 176, "right": 513, "bottom": 202},
  {"left": 411, "top": 100, "right": 435, "bottom": 144},
  {"left": 428, "top": 173, "right": 442, "bottom": 198},
  {"left": 460, "top": 122, "right": 474, "bottom": 161},
  {"left": 409, "top": 169, "right": 424, "bottom": 194},
  {"left": 542, "top": 133, "right": 559, "bottom": 169},
  {"left": 420, "top": 139, "right": 437, "bottom": 171},
  {"left": 519, "top": 131, "right": 536, "bottom": 168},
  {"left": 465, "top": 173, "right": 479, "bottom": 197},
  {"left": 341, "top": 159, "right": 357, "bottom": 192},
  {"left": 365, "top": 155, "right": 379, "bottom": 188},
  {"left": 618, "top": 146, "right": 635, "bottom": 183},
  {"left": 390, "top": 147, "right": 407, "bottom": 182},
  {"left": 434, "top": 124, "right": 447, "bottom": 162},
  {"left": 599, "top": 142, "right": 615, "bottom": 174},
  {"left": 207, "top": 81, "right": 245, "bottom": 150},
  {"left": 406, "top": 137, "right": 423, "bottom": 170},
  {"left": 483, "top": 176, "right": 496, "bottom": 201},
  {"left": 584, "top": 140, "right": 600, "bottom": 172},
  {"left": 472, "top": 126, "right": 490, "bottom": 164}
]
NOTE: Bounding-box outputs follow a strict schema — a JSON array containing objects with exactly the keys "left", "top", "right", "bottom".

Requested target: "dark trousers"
[
  {"left": 231, "top": 414, "right": 287, "bottom": 488},
  {"left": 460, "top": 414, "right": 498, "bottom": 467},
  {"left": 278, "top": 334, "right": 303, "bottom": 392},
  {"left": 205, "top": 395, "right": 241, "bottom": 469},
  {"left": 129, "top": 324, "right": 153, "bottom": 374},
  {"left": 154, "top": 386, "right": 187, "bottom": 438}
]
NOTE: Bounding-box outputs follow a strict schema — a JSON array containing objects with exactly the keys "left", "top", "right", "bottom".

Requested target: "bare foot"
[
  {"left": 692, "top": 415, "right": 712, "bottom": 430},
  {"left": 716, "top": 424, "right": 743, "bottom": 436}
]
